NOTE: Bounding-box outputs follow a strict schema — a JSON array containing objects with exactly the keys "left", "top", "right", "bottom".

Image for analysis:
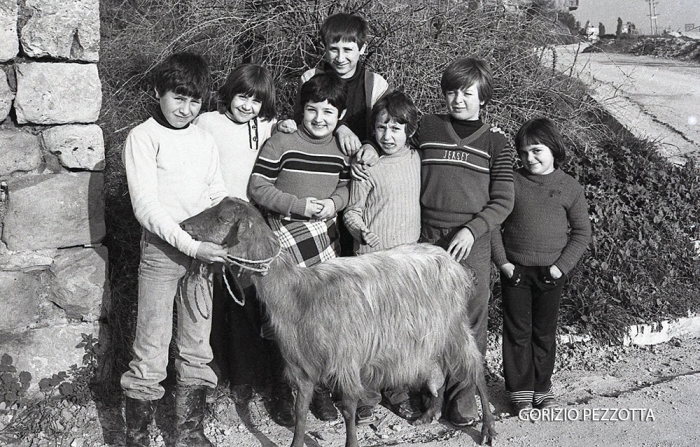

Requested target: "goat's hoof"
[
  {"left": 479, "top": 425, "right": 497, "bottom": 445},
  {"left": 412, "top": 414, "right": 432, "bottom": 426}
]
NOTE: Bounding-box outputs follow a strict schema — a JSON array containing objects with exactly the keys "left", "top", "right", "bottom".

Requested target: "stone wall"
[{"left": 0, "top": 0, "right": 106, "bottom": 393}]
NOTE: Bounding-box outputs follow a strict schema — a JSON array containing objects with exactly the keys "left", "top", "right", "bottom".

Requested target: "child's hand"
[
  {"left": 356, "top": 144, "right": 380, "bottom": 166},
  {"left": 362, "top": 230, "right": 380, "bottom": 248},
  {"left": 336, "top": 125, "right": 361, "bottom": 156},
  {"left": 313, "top": 198, "right": 336, "bottom": 220},
  {"left": 447, "top": 227, "right": 475, "bottom": 263},
  {"left": 195, "top": 242, "right": 229, "bottom": 264},
  {"left": 277, "top": 119, "right": 297, "bottom": 134},
  {"left": 351, "top": 162, "right": 370, "bottom": 181},
  {"left": 500, "top": 262, "right": 516, "bottom": 278},
  {"left": 549, "top": 265, "right": 563, "bottom": 279},
  {"left": 303, "top": 197, "right": 323, "bottom": 218}
]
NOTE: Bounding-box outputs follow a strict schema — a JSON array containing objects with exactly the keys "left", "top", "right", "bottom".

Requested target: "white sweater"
[
  {"left": 122, "top": 118, "right": 228, "bottom": 257},
  {"left": 194, "top": 112, "right": 277, "bottom": 201}
]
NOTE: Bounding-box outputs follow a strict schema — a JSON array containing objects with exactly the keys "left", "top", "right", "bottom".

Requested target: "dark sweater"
[
  {"left": 417, "top": 114, "right": 515, "bottom": 239},
  {"left": 491, "top": 168, "right": 592, "bottom": 274}
]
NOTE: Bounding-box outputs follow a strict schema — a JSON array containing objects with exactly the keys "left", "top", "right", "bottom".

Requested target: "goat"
[{"left": 180, "top": 197, "right": 497, "bottom": 447}]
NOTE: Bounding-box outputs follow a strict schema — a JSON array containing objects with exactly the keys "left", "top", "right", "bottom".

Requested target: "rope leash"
[{"left": 222, "top": 245, "right": 281, "bottom": 306}]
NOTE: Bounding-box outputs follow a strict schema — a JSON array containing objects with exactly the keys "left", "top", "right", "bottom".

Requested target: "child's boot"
[
  {"left": 174, "top": 385, "right": 213, "bottom": 446},
  {"left": 125, "top": 396, "right": 156, "bottom": 447}
]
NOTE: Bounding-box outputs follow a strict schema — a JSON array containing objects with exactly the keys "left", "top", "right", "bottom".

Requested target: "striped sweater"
[
  {"left": 343, "top": 148, "right": 421, "bottom": 254},
  {"left": 417, "top": 114, "right": 515, "bottom": 239},
  {"left": 248, "top": 127, "right": 351, "bottom": 219}
]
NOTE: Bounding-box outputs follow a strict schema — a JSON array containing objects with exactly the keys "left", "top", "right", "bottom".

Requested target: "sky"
[{"left": 572, "top": 0, "right": 700, "bottom": 34}]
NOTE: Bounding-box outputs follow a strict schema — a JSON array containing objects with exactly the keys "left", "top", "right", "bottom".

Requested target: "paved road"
[{"left": 545, "top": 44, "right": 700, "bottom": 164}]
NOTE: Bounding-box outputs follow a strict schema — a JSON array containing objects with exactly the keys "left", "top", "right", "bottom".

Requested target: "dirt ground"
[{"left": 14, "top": 332, "right": 699, "bottom": 447}]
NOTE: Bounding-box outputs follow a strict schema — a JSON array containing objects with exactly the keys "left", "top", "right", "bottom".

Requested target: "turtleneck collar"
[
  {"left": 298, "top": 125, "right": 335, "bottom": 145},
  {"left": 151, "top": 106, "right": 190, "bottom": 130}
]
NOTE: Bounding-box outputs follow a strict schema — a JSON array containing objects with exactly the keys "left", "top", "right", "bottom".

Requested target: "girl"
[
  {"left": 194, "top": 64, "right": 295, "bottom": 424},
  {"left": 491, "top": 117, "right": 592, "bottom": 415},
  {"left": 343, "top": 91, "right": 422, "bottom": 423},
  {"left": 196, "top": 64, "right": 293, "bottom": 201}
]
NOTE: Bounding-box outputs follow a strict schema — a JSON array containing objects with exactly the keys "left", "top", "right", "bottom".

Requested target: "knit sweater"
[
  {"left": 122, "top": 117, "right": 228, "bottom": 258},
  {"left": 343, "top": 148, "right": 421, "bottom": 254},
  {"left": 248, "top": 127, "right": 351, "bottom": 219},
  {"left": 417, "top": 114, "right": 515, "bottom": 239},
  {"left": 491, "top": 168, "right": 592, "bottom": 275},
  {"left": 194, "top": 112, "right": 277, "bottom": 201}
]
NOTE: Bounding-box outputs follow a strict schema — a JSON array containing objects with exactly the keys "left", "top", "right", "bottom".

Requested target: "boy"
[
  {"left": 417, "top": 57, "right": 515, "bottom": 427},
  {"left": 292, "top": 12, "right": 389, "bottom": 155},
  {"left": 280, "top": 12, "right": 389, "bottom": 257},
  {"left": 121, "top": 52, "right": 227, "bottom": 447},
  {"left": 248, "top": 72, "right": 351, "bottom": 424}
]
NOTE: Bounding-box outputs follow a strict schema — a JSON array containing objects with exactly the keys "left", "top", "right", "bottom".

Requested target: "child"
[
  {"left": 193, "top": 64, "right": 293, "bottom": 412},
  {"left": 248, "top": 72, "right": 351, "bottom": 423},
  {"left": 291, "top": 12, "right": 389, "bottom": 155},
  {"left": 121, "top": 52, "right": 228, "bottom": 447},
  {"left": 343, "top": 90, "right": 421, "bottom": 254},
  {"left": 416, "top": 57, "right": 515, "bottom": 427},
  {"left": 491, "top": 117, "right": 591, "bottom": 414},
  {"left": 342, "top": 90, "right": 422, "bottom": 423},
  {"left": 281, "top": 12, "right": 390, "bottom": 257}
]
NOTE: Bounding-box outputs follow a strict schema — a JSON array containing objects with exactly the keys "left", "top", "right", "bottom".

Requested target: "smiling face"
[
  {"left": 374, "top": 111, "right": 409, "bottom": 156},
  {"left": 156, "top": 90, "right": 202, "bottom": 128},
  {"left": 325, "top": 39, "right": 365, "bottom": 79},
  {"left": 302, "top": 100, "right": 344, "bottom": 139},
  {"left": 444, "top": 83, "right": 483, "bottom": 121},
  {"left": 520, "top": 143, "right": 555, "bottom": 175},
  {"left": 229, "top": 93, "right": 262, "bottom": 123}
]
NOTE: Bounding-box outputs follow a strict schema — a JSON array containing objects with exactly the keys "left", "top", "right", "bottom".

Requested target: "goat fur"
[{"left": 180, "top": 197, "right": 497, "bottom": 447}]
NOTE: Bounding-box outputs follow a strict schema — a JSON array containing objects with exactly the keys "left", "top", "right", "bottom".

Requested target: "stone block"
[
  {"left": 0, "top": 130, "right": 42, "bottom": 177},
  {"left": 49, "top": 246, "right": 108, "bottom": 320},
  {"left": 0, "top": 0, "right": 19, "bottom": 62},
  {"left": 14, "top": 63, "right": 101, "bottom": 125},
  {"left": 0, "top": 321, "right": 102, "bottom": 395},
  {"left": 20, "top": 0, "right": 100, "bottom": 62},
  {"left": 0, "top": 70, "right": 13, "bottom": 121},
  {"left": 2, "top": 172, "right": 105, "bottom": 250},
  {"left": 42, "top": 124, "right": 105, "bottom": 171},
  {"left": 0, "top": 245, "right": 56, "bottom": 271},
  {"left": 0, "top": 270, "right": 45, "bottom": 331}
]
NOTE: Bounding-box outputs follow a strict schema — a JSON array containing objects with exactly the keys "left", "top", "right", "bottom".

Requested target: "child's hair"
[
  {"left": 371, "top": 91, "right": 420, "bottom": 138},
  {"left": 440, "top": 57, "right": 494, "bottom": 105},
  {"left": 515, "top": 117, "right": 567, "bottom": 168},
  {"left": 320, "top": 13, "right": 368, "bottom": 49},
  {"left": 216, "top": 64, "right": 277, "bottom": 120},
  {"left": 299, "top": 73, "right": 348, "bottom": 112},
  {"left": 153, "top": 52, "right": 211, "bottom": 100}
]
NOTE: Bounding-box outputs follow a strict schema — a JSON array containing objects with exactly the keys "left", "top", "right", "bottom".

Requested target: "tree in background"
[
  {"left": 599, "top": 22, "right": 606, "bottom": 36},
  {"left": 616, "top": 17, "right": 623, "bottom": 37}
]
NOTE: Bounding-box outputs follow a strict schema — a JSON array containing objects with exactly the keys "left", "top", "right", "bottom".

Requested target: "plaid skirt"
[{"left": 266, "top": 213, "right": 340, "bottom": 268}]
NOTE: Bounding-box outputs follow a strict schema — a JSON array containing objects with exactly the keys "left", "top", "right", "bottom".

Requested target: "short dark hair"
[
  {"left": 216, "top": 64, "right": 277, "bottom": 120},
  {"left": 153, "top": 52, "right": 211, "bottom": 100},
  {"left": 321, "top": 13, "right": 368, "bottom": 49},
  {"left": 440, "top": 57, "right": 494, "bottom": 105},
  {"left": 299, "top": 73, "right": 347, "bottom": 112},
  {"left": 371, "top": 91, "right": 420, "bottom": 138},
  {"left": 515, "top": 117, "right": 567, "bottom": 167}
]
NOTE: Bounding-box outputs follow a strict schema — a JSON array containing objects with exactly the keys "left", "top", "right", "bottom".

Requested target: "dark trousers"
[
  {"left": 500, "top": 264, "right": 565, "bottom": 404},
  {"left": 209, "top": 269, "right": 271, "bottom": 388},
  {"left": 420, "top": 224, "right": 491, "bottom": 419}
]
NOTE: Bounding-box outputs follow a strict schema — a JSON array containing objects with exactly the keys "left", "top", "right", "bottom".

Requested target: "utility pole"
[{"left": 647, "top": 0, "right": 659, "bottom": 35}]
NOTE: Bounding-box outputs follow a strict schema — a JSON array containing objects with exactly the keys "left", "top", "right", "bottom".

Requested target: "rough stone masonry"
[{"left": 0, "top": 0, "right": 107, "bottom": 393}]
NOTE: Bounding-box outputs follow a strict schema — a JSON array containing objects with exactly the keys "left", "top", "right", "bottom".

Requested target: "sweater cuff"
[{"left": 290, "top": 198, "right": 306, "bottom": 217}]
